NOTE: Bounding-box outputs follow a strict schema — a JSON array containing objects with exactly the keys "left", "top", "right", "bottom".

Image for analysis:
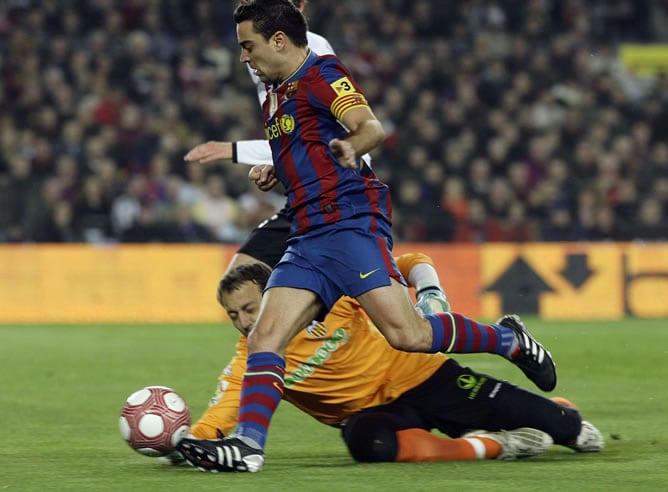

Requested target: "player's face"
[
  {"left": 237, "top": 20, "right": 279, "bottom": 83},
  {"left": 220, "top": 281, "right": 263, "bottom": 337}
]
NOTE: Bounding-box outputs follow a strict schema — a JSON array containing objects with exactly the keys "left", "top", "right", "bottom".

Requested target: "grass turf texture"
[{"left": 1, "top": 319, "right": 667, "bottom": 491}]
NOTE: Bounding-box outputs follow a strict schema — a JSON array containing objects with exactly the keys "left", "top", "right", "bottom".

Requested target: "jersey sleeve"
[
  {"left": 188, "top": 338, "right": 248, "bottom": 439},
  {"left": 235, "top": 139, "right": 274, "bottom": 165},
  {"left": 394, "top": 253, "right": 435, "bottom": 288},
  {"left": 308, "top": 58, "right": 370, "bottom": 122}
]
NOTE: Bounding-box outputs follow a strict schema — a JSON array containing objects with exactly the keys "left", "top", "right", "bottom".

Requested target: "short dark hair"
[
  {"left": 217, "top": 262, "right": 272, "bottom": 305},
  {"left": 234, "top": 0, "right": 308, "bottom": 47}
]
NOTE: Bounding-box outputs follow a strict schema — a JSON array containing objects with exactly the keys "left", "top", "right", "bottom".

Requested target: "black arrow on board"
[
  {"left": 560, "top": 254, "right": 594, "bottom": 289},
  {"left": 485, "top": 257, "right": 555, "bottom": 314}
]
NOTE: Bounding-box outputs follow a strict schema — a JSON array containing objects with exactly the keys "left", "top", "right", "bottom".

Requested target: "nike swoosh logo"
[{"left": 359, "top": 268, "right": 380, "bottom": 279}]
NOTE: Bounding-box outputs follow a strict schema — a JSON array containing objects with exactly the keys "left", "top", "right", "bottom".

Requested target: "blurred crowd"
[{"left": 1, "top": 0, "right": 668, "bottom": 244}]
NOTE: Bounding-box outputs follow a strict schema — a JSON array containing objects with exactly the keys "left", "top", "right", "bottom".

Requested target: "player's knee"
[
  {"left": 380, "top": 324, "right": 429, "bottom": 352},
  {"left": 246, "top": 326, "right": 286, "bottom": 353},
  {"left": 342, "top": 413, "right": 399, "bottom": 463},
  {"left": 546, "top": 404, "right": 583, "bottom": 445},
  {"left": 381, "top": 329, "right": 410, "bottom": 351}
]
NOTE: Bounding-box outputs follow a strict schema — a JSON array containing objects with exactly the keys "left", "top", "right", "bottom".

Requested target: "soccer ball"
[{"left": 119, "top": 386, "right": 191, "bottom": 457}]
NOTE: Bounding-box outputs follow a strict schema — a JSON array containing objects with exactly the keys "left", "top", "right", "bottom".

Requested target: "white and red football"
[{"left": 119, "top": 386, "right": 191, "bottom": 457}]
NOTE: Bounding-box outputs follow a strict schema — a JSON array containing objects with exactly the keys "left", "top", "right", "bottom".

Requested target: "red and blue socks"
[
  {"left": 427, "top": 312, "right": 518, "bottom": 356},
  {"left": 232, "top": 352, "right": 286, "bottom": 449}
]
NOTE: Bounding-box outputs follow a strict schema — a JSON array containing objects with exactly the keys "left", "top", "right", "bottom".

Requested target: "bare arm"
[
  {"left": 185, "top": 140, "right": 273, "bottom": 166},
  {"left": 329, "top": 106, "right": 385, "bottom": 169}
]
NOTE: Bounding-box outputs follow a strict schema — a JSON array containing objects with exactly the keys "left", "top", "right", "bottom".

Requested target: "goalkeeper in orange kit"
[{"left": 176, "top": 253, "right": 603, "bottom": 465}]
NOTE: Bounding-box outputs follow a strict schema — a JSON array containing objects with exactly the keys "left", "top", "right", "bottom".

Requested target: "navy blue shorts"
[{"left": 266, "top": 216, "right": 405, "bottom": 310}]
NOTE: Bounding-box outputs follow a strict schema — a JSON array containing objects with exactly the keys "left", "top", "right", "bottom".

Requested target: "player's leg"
[
  {"left": 246, "top": 284, "right": 323, "bottom": 353},
  {"left": 233, "top": 216, "right": 545, "bottom": 374},
  {"left": 356, "top": 279, "right": 556, "bottom": 390},
  {"left": 341, "top": 407, "right": 489, "bottom": 463},
  {"left": 340, "top": 221, "right": 555, "bottom": 390},
  {"left": 460, "top": 388, "right": 603, "bottom": 452},
  {"left": 313, "top": 222, "right": 514, "bottom": 356},
  {"left": 228, "top": 284, "right": 322, "bottom": 448},
  {"left": 342, "top": 409, "right": 551, "bottom": 462},
  {"left": 550, "top": 397, "right": 605, "bottom": 452},
  {"left": 211, "top": 241, "right": 338, "bottom": 449},
  {"left": 399, "top": 358, "right": 581, "bottom": 446},
  {"left": 198, "top": 210, "right": 295, "bottom": 459},
  {"left": 341, "top": 412, "right": 404, "bottom": 462},
  {"left": 178, "top": 269, "right": 326, "bottom": 472},
  {"left": 478, "top": 384, "right": 583, "bottom": 445},
  {"left": 358, "top": 281, "right": 509, "bottom": 353}
]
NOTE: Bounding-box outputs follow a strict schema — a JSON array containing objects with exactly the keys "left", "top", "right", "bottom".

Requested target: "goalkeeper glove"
[{"left": 415, "top": 287, "right": 450, "bottom": 315}]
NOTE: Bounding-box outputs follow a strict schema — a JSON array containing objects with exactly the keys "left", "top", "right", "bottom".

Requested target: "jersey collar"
[{"left": 275, "top": 48, "right": 316, "bottom": 90}]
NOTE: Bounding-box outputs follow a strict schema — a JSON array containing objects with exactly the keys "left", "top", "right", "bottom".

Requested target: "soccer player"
[
  {"left": 184, "top": 0, "right": 336, "bottom": 274},
  {"left": 176, "top": 256, "right": 603, "bottom": 468},
  {"left": 177, "top": 0, "right": 558, "bottom": 472}
]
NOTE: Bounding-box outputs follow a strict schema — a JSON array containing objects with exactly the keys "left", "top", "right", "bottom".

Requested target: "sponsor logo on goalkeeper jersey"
[
  {"left": 285, "top": 327, "right": 348, "bottom": 387},
  {"left": 456, "top": 374, "right": 477, "bottom": 390},
  {"left": 456, "top": 374, "right": 487, "bottom": 400}
]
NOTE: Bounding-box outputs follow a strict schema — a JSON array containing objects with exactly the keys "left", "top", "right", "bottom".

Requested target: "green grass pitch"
[{"left": 1, "top": 319, "right": 667, "bottom": 491}]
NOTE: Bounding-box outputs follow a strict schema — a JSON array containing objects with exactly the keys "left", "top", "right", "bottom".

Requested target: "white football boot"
[
  {"left": 569, "top": 420, "right": 605, "bottom": 452},
  {"left": 464, "top": 427, "right": 554, "bottom": 460}
]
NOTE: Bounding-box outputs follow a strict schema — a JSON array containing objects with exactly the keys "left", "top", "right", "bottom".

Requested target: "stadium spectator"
[
  {"left": 632, "top": 196, "right": 668, "bottom": 240},
  {"left": 120, "top": 203, "right": 171, "bottom": 243},
  {"left": 110, "top": 174, "right": 148, "bottom": 237},
  {"left": 1, "top": 155, "right": 38, "bottom": 242},
  {"left": 33, "top": 200, "right": 78, "bottom": 243},
  {"left": 453, "top": 198, "right": 488, "bottom": 243},
  {"left": 74, "top": 175, "right": 113, "bottom": 243},
  {"left": 191, "top": 173, "right": 242, "bottom": 243},
  {"left": 170, "top": 204, "right": 218, "bottom": 243}
]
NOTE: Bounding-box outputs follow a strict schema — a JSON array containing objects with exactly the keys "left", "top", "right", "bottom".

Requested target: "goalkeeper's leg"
[
  {"left": 341, "top": 412, "right": 550, "bottom": 462},
  {"left": 481, "top": 384, "right": 582, "bottom": 446},
  {"left": 386, "top": 359, "right": 578, "bottom": 447}
]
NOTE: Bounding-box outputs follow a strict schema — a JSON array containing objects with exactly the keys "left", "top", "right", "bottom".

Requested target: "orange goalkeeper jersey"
[{"left": 190, "top": 253, "right": 448, "bottom": 438}]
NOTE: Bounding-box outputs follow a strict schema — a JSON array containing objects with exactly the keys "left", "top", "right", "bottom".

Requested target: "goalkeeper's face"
[{"left": 220, "top": 281, "right": 263, "bottom": 337}]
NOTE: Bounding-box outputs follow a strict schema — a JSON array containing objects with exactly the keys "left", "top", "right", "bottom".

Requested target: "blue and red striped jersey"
[{"left": 263, "top": 51, "right": 392, "bottom": 235}]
